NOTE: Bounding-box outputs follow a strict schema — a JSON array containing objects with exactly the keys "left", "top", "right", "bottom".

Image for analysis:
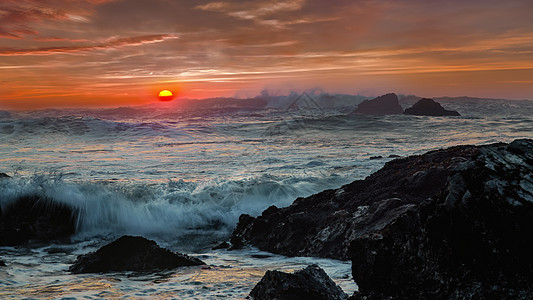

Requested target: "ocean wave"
[
  {"left": 0, "top": 172, "right": 347, "bottom": 250},
  {"left": 0, "top": 116, "right": 196, "bottom": 139}
]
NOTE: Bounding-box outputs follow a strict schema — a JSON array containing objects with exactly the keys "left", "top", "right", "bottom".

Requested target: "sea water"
[{"left": 1, "top": 98, "right": 532, "bottom": 298}]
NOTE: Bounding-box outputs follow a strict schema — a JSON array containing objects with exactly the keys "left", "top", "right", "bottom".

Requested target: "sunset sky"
[{"left": 1, "top": 0, "right": 533, "bottom": 109}]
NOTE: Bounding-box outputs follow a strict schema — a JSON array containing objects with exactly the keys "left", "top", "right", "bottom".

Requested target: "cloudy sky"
[{"left": 1, "top": 0, "right": 532, "bottom": 108}]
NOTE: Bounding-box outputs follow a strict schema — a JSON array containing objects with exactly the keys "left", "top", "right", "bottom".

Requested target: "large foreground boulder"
[
  {"left": 404, "top": 98, "right": 460, "bottom": 116},
  {"left": 0, "top": 195, "right": 78, "bottom": 246},
  {"left": 352, "top": 93, "right": 403, "bottom": 115},
  {"left": 69, "top": 235, "right": 205, "bottom": 273},
  {"left": 231, "top": 143, "right": 480, "bottom": 259},
  {"left": 250, "top": 264, "right": 347, "bottom": 300},
  {"left": 231, "top": 139, "right": 533, "bottom": 299},
  {"left": 349, "top": 138, "right": 533, "bottom": 299}
]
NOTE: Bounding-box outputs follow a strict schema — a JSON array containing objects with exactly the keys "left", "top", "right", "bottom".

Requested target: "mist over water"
[{"left": 1, "top": 96, "right": 532, "bottom": 298}]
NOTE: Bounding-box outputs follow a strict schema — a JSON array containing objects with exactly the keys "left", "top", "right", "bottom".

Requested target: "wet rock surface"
[
  {"left": 69, "top": 235, "right": 205, "bottom": 273},
  {"left": 352, "top": 93, "right": 403, "bottom": 115},
  {"left": 0, "top": 195, "right": 78, "bottom": 246},
  {"left": 231, "top": 142, "right": 479, "bottom": 259},
  {"left": 350, "top": 138, "right": 533, "bottom": 299},
  {"left": 249, "top": 264, "right": 347, "bottom": 300},
  {"left": 404, "top": 98, "right": 460, "bottom": 116},
  {"left": 232, "top": 139, "right": 533, "bottom": 299}
]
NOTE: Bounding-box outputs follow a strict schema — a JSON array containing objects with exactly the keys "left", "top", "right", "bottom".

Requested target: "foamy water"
[{"left": 1, "top": 98, "right": 532, "bottom": 298}]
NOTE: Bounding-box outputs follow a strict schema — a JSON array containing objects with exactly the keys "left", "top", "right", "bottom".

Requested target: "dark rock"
[
  {"left": 230, "top": 213, "right": 256, "bottom": 250},
  {"left": 232, "top": 139, "right": 533, "bottom": 299},
  {"left": 0, "top": 173, "right": 9, "bottom": 178},
  {"left": 212, "top": 241, "right": 230, "bottom": 250},
  {"left": 404, "top": 98, "right": 460, "bottom": 116},
  {"left": 231, "top": 144, "right": 479, "bottom": 259},
  {"left": 45, "top": 246, "right": 74, "bottom": 254},
  {"left": 249, "top": 264, "right": 347, "bottom": 300},
  {"left": 352, "top": 93, "right": 403, "bottom": 115},
  {"left": 69, "top": 235, "right": 205, "bottom": 273},
  {"left": 388, "top": 154, "right": 401, "bottom": 158},
  {"left": 369, "top": 156, "right": 382, "bottom": 160},
  {"left": 0, "top": 195, "right": 78, "bottom": 246},
  {"left": 349, "top": 138, "right": 533, "bottom": 299},
  {"left": 251, "top": 254, "right": 272, "bottom": 259},
  {"left": 0, "top": 259, "right": 5, "bottom": 266}
]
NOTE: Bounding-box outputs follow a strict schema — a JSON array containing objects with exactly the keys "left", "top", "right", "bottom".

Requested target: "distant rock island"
[
  {"left": 404, "top": 98, "right": 460, "bottom": 116},
  {"left": 231, "top": 139, "right": 533, "bottom": 299},
  {"left": 352, "top": 93, "right": 403, "bottom": 115}
]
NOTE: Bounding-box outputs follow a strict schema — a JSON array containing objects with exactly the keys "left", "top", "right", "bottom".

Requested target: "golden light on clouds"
[{"left": 0, "top": 0, "right": 532, "bottom": 109}]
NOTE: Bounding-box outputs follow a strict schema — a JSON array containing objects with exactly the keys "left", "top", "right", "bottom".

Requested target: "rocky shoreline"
[
  {"left": 1, "top": 139, "right": 532, "bottom": 298},
  {"left": 232, "top": 139, "right": 533, "bottom": 299}
]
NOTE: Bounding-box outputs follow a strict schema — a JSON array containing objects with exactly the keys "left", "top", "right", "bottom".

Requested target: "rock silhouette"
[
  {"left": 404, "top": 98, "right": 460, "bottom": 116},
  {"left": 232, "top": 139, "right": 533, "bottom": 299},
  {"left": 250, "top": 264, "right": 347, "bottom": 300},
  {"left": 69, "top": 235, "right": 205, "bottom": 273},
  {"left": 0, "top": 195, "right": 77, "bottom": 246},
  {"left": 352, "top": 93, "right": 403, "bottom": 115}
]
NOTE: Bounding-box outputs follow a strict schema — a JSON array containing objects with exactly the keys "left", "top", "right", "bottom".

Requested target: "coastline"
[{"left": 2, "top": 139, "right": 532, "bottom": 298}]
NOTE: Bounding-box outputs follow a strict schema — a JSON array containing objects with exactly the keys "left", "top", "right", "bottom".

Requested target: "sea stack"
[
  {"left": 352, "top": 93, "right": 403, "bottom": 115},
  {"left": 404, "top": 98, "right": 460, "bottom": 116}
]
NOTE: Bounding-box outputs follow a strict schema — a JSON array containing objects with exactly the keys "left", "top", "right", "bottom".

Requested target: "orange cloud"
[
  {"left": 0, "top": 5, "right": 69, "bottom": 39},
  {"left": 0, "top": 34, "right": 177, "bottom": 55},
  {"left": 1, "top": 0, "right": 533, "bottom": 109}
]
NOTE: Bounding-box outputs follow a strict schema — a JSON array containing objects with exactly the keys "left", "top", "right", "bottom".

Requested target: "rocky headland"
[{"left": 232, "top": 139, "right": 533, "bottom": 299}]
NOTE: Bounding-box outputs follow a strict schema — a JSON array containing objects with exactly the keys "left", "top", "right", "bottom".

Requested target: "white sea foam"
[{"left": 0, "top": 173, "right": 348, "bottom": 250}]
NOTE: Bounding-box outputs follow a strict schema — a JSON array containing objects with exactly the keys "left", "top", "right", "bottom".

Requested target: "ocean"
[{"left": 1, "top": 96, "right": 532, "bottom": 298}]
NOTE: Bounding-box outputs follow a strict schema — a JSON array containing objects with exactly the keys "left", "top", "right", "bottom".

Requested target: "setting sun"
[{"left": 158, "top": 89, "right": 174, "bottom": 101}]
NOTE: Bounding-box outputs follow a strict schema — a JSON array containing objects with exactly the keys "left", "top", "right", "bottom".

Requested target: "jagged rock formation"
[
  {"left": 69, "top": 235, "right": 205, "bottom": 273},
  {"left": 249, "top": 264, "right": 347, "bottom": 300},
  {"left": 232, "top": 139, "right": 533, "bottom": 299},
  {"left": 0, "top": 195, "right": 78, "bottom": 246},
  {"left": 349, "top": 139, "right": 533, "bottom": 299},
  {"left": 352, "top": 93, "right": 403, "bottom": 115},
  {"left": 231, "top": 143, "right": 480, "bottom": 259},
  {"left": 404, "top": 98, "right": 460, "bottom": 116}
]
